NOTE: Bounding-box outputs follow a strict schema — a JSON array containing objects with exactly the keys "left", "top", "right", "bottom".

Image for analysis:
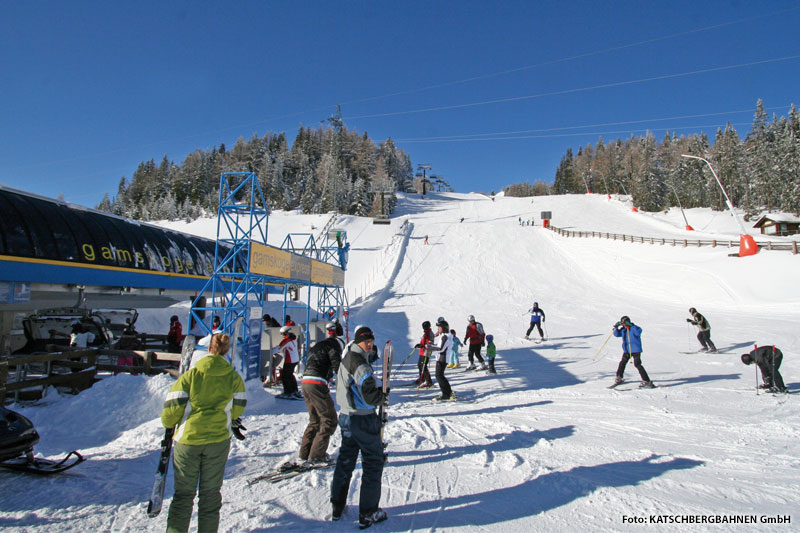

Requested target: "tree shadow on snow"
[
  {"left": 389, "top": 454, "right": 704, "bottom": 530},
  {"left": 655, "top": 373, "right": 741, "bottom": 388},
  {"left": 385, "top": 425, "right": 575, "bottom": 468}
]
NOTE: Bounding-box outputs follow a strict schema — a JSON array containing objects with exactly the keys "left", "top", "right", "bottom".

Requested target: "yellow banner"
[{"left": 249, "top": 242, "right": 291, "bottom": 278}]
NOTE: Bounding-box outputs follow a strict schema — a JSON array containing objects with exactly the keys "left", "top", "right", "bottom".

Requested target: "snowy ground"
[{"left": 2, "top": 192, "right": 799, "bottom": 532}]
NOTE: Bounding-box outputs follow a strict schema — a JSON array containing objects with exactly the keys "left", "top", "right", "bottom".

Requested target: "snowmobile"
[{"left": 0, "top": 405, "right": 84, "bottom": 474}]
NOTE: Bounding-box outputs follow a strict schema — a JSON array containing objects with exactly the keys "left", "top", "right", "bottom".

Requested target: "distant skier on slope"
[
  {"left": 611, "top": 316, "right": 655, "bottom": 389},
  {"left": 686, "top": 307, "right": 717, "bottom": 353},
  {"left": 430, "top": 318, "right": 455, "bottom": 401},
  {"left": 525, "top": 302, "right": 546, "bottom": 341},
  {"left": 463, "top": 315, "right": 487, "bottom": 371}
]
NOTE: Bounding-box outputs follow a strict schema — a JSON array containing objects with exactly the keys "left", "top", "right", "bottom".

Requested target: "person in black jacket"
[
  {"left": 299, "top": 323, "right": 345, "bottom": 464},
  {"left": 686, "top": 307, "right": 716, "bottom": 352},
  {"left": 741, "top": 346, "right": 787, "bottom": 392}
]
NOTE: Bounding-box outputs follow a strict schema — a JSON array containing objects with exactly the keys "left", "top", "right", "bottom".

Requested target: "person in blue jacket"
[
  {"left": 525, "top": 302, "right": 546, "bottom": 340},
  {"left": 612, "top": 316, "right": 654, "bottom": 388}
]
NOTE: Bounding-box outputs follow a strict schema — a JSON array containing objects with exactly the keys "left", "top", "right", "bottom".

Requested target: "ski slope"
[{"left": 2, "top": 193, "right": 799, "bottom": 532}]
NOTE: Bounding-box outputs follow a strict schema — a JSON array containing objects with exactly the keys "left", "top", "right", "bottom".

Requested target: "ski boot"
[
  {"left": 359, "top": 508, "right": 388, "bottom": 529},
  {"left": 639, "top": 380, "right": 656, "bottom": 389}
]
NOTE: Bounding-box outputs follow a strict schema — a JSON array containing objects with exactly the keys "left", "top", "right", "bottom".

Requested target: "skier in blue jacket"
[
  {"left": 612, "top": 316, "right": 654, "bottom": 388},
  {"left": 525, "top": 302, "right": 546, "bottom": 341}
]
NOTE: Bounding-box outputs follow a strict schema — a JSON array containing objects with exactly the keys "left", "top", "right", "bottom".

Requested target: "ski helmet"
[
  {"left": 486, "top": 334, "right": 494, "bottom": 342},
  {"left": 468, "top": 315, "right": 475, "bottom": 322},
  {"left": 437, "top": 320, "right": 449, "bottom": 330},
  {"left": 533, "top": 302, "right": 539, "bottom": 307},
  {"left": 280, "top": 325, "right": 291, "bottom": 335},
  {"left": 325, "top": 322, "right": 337, "bottom": 332},
  {"left": 689, "top": 307, "right": 697, "bottom": 315},
  {"left": 422, "top": 320, "right": 431, "bottom": 329},
  {"left": 620, "top": 315, "right": 630, "bottom": 325},
  {"left": 740, "top": 353, "right": 753, "bottom": 365}
]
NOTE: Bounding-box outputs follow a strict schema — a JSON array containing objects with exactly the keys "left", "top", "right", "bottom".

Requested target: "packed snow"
[{"left": 2, "top": 192, "right": 798, "bottom": 532}]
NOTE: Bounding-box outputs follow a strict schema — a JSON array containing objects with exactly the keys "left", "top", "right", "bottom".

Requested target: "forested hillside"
[{"left": 97, "top": 118, "right": 413, "bottom": 221}]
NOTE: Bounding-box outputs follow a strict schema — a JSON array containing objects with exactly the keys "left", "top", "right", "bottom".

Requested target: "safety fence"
[
  {"left": 547, "top": 225, "right": 799, "bottom": 254},
  {"left": 1, "top": 348, "right": 181, "bottom": 403}
]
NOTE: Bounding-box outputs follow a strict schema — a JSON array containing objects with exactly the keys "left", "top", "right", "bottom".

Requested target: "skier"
[
  {"left": 161, "top": 333, "right": 247, "bottom": 533},
  {"left": 330, "top": 326, "right": 388, "bottom": 528},
  {"left": 276, "top": 326, "right": 301, "bottom": 399},
  {"left": 167, "top": 315, "right": 183, "bottom": 353},
  {"left": 211, "top": 315, "right": 221, "bottom": 333},
  {"left": 424, "top": 235, "right": 429, "bottom": 245},
  {"left": 463, "top": 315, "right": 487, "bottom": 370},
  {"left": 285, "top": 315, "right": 297, "bottom": 327},
  {"left": 299, "top": 323, "right": 345, "bottom": 464},
  {"left": 686, "top": 307, "right": 717, "bottom": 353},
  {"left": 525, "top": 302, "right": 546, "bottom": 341},
  {"left": 430, "top": 318, "right": 455, "bottom": 401},
  {"left": 413, "top": 321, "right": 435, "bottom": 388},
  {"left": 485, "top": 334, "right": 497, "bottom": 374},
  {"left": 741, "top": 346, "right": 787, "bottom": 393},
  {"left": 611, "top": 316, "right": 655, "bottom": 388},
  {"left": 448, "top": 328, "right": 462, "bottom": 368}
]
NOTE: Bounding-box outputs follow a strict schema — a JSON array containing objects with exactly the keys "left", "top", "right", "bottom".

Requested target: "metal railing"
[{"left": 547, "top": 225, "right": 799, "bottom": 254}]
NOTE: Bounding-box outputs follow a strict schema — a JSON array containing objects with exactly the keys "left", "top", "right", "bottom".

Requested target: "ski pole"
[
  {"left": 754, "top": 344, "right": 759, "bottom": 396},
  {"left": 544, "top": 323, "right": 549, "bottom": 340},
  {"left": 592, "top": 331, "right": 614, "bottom": 361},
  {"left": 393, "top": 346, "right": 417, "bottom": 375}
]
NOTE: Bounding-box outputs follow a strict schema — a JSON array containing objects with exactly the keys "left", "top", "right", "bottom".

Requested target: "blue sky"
[{"left": 1, "top": 1, "right": 799, "bottom": 207}]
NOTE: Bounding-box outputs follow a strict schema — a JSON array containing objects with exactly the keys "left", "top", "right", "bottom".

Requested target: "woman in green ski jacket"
[{"left": 161, "top": 333, "right": 247, "bottom": 533}]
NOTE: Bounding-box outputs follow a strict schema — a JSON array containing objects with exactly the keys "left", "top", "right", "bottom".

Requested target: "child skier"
[
  {"left": 485, "top": 334, "right": 497, "bottom": 374},
  {"left": 413, "top": 321, "right": 435, "bottom": 388},
  {"left": 448, "top": 329, "right": 462, "bottom": 368},
  {"left": 611, "top": 316, "right": 654, "bottom": 389}
]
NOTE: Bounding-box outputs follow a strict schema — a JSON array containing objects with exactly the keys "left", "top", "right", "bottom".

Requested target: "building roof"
[{"left": 752, "top": 213, "right": 800, "bottom": 228}]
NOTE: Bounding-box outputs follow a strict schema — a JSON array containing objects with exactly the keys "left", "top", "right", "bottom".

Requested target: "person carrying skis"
[
  {"left": 525, "top": 302, "right": 546, "bottom": 341},
  {"left": 686, "top": 307, "right": 717, "bottom": 353},
  {"left": 612, "top": 316, "right": 654, "bottom": 388},
  {"left": 430, "top": 318, "right": 455, "bottom": 401},
  {"left": 277, "top": 326, "right": 301, "bottom": 399},
  {"left": 161, "top": 333, "right": 247, "bottom": 533},
  {"left": 330, "top": 326, "right": 388, "bottom": 528},
  {"left": 299, "top": 323, "right": 345, "bottom": 465},
  {"left": 741, "top": 346, "right": 787, "bottom": 393},
  {"left": 463, "top": 315, "right": 487, "bottom": 370},
  {"left": 448, "top": 328, "right": 462, "bottom": 368},
  {"left": 486, "top": 334, "right": 497, "bottom": 374},
  {"left": 413, "top": 321, "right": 435, "bottom": 388}
]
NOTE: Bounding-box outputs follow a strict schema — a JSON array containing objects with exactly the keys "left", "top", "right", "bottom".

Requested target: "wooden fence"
[
  {"left": 1, "top": 348, "right": 181, "bottom": 403},
  {"left": 548, "top": 225, "right": 799, "bottom": 254}
]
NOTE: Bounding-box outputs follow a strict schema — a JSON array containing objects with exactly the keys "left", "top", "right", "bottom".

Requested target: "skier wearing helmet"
[
  {"left": 430, "top": 318, "right": 456, "bottom": 401},
  {"left": 276, "top": 325, "right": 300, "bottom": 399},
  {"left": 611, "top": 316, "right": 654, "bottom": 389},
  {"left": 298, "top": 322, "right": 346, "bottom": 464},
  {"left": 463, "top": 315, "right": 487, "bottom": 371}
]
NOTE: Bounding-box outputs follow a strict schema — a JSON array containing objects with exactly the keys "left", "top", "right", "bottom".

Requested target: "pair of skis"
[{"left": 247, "top": 459, "right": 335, "bottom": 485}]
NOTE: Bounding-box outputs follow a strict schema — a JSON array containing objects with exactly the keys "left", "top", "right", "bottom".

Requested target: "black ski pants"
[
  {"left": 330, "top": 413, "right": 384, "bottom": 516},
  {"left": 416, "top": 356, "right": 432, "bottom": 386},
  {"left": 435, "top": 361, "right": 452, "bottom": 398},
  {"left": 616, "top": 352, "right": 650, "bottom": 382},
  {"left": 758, "top": 352, "right": 785, "bottom": 390},
  {"left": 281, "top": 361, "right": 298, "bottom": 395},
  {"left": 467, "top": 343, "right": 484, "bottom": 365},
  {"left": 526, "top": 321, "right": 544, "bottom": 339},
  {"left": 697, "top": 330, "right": 716, "bottom": 351}
]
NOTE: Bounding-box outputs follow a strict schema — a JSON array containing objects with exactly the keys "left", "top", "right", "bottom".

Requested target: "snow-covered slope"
[{"left": 3, "top": 193, "right": 798, "bottom": 532}]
